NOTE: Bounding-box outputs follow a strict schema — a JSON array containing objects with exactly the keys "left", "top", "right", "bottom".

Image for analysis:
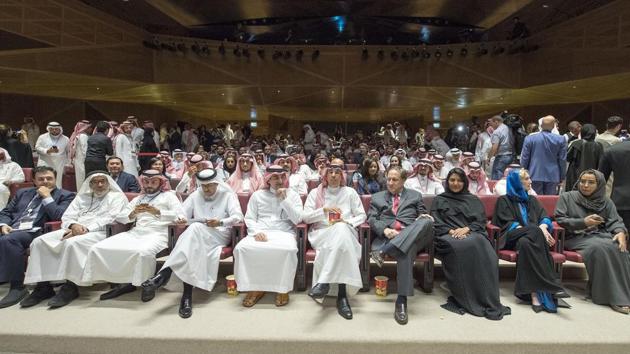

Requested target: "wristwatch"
[{"left": 219, "top": 220, "right": 224, "bottom": 227}]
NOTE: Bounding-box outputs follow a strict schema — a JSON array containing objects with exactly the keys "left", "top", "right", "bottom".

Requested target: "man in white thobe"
[
  {"left": 443, "top": 148, "right": 462, "bottom": 172},
  {"left": 275, "top": 154, "right": 307, "bottom": 195},
  {"left": 175, "top": 154, "right": 212, "bottom": 194},
  {"left": 68, "top": 120, "right": 91, "bottom": 191},
  {"left": 140, "top": 168, "right": 243, "bottom": 318},
  {"left": 35, "top": 122, "right": 69, "bottom": 189},
  {"left": 81, "top": 169, "right": 185, "bottom": 300},
  {"left": 303, "top": 159, "right": 366, "bottom": 319},
  {"left": 0, "top": 148, "right": 25, "bottom": 209},
  {"left": 226, "top": 153, "right": 264, "bottom": 194},
  {"left": 21, "top": 172, "right": 128, "bottom": 308},
  {"left": 234, "top": 165, "right": 303, "bottom": 307},
  {"left": 21, "top": 116, "right": 40, "bottom": 150},
  {"left": 404, "top": 159, "right": 445, "bottom": 195},
  {"left": 114, "top": 120, "right": 139, "bottom": 177},
  {"left": 432, "top": 155, "right": 448, "bottom": 180}
]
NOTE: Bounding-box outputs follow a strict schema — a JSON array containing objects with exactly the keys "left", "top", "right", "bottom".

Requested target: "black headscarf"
[
  {"left": 441, "top": 168, "right": 470, "bottom": 201},
  {"left": 569, "top": 169, "right": 606, "bottom": 213},
  {"left": 431, "top": 168, "right": 487, "bottom": 235}
]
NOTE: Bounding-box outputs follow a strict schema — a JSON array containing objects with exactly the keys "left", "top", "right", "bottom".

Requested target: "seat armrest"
[
  {"left": 44, "top": 221, "right": 63, "bottom": 233},
  {"left": 359, "top": 223, "right": 371, "bottom": 271},
  {"left": 168, "top": 223, "right": 188, "bottom": 250},
  {"left": 486, "top": 223, "right": 501, "bottom": 253},
  {"left": 232, "top": 222, "right": 246, "bottom": 246},
  {"left": 106, "top": 222, "right": 133, "bottom": 237}
]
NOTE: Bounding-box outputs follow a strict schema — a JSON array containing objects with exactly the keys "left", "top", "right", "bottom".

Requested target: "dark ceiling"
[{"left": 79, "top": 0, "right": 614, "bottom": 45}]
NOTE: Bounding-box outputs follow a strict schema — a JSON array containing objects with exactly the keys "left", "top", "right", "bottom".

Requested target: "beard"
[
  {"left": 93, "top": 189, "right": 108, "bottom": 198},
  {"left": 144, "top": 186, "right": 159, "bottom": 194}
]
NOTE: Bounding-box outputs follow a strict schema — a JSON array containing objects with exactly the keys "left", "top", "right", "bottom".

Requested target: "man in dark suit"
[
  {"left": 599, "top": 134, "right": 630, "bottom": 230},
  {"left": 368, "top": 166, "right": 434, "bottom": 325},
  {"left": 0, "top": 166, "right": 74, "bottom": 307},
  {"left": 107, "top": 156, "right": 140, "bottom": 193}
]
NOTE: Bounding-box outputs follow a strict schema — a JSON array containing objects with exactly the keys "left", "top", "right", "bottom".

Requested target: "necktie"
[{"left": 392, "top": 194, "right": 402, "bottom": 230}]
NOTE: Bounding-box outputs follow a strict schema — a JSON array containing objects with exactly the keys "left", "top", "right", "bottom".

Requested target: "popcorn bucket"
[
  {"left": 374, "top": 276, "right": 389, "bottom": 297},
  {"left": 226, "top": 275, "right": 238, "bottom": 296},
  {"left": 328, "top": 211, "right": 340, "bottom": 222}
]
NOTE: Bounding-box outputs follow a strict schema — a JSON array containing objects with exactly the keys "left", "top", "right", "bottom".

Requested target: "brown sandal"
[
  {"left": 275, "top": 293, "right": 289, "bottom": 307},
  {"left": 242, "top": 291, "right": 265, "bottom": 307}
]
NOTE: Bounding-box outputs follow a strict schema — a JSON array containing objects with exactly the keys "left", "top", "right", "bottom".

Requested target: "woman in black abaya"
[
  {"left": 493, "top": 169, "right": 567, "bottom": 313},
  {"left": 430, "top": 168, "right": 510, "bottom": 320}
]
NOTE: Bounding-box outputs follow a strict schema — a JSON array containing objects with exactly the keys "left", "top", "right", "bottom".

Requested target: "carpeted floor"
[{"left": 0, "top": 262, "right": 627, "bottom": 354}]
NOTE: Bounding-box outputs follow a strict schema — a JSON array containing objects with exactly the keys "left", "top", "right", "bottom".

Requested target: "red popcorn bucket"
[{"left": 374, "top": 276, "right": 389, "bottom": 297}]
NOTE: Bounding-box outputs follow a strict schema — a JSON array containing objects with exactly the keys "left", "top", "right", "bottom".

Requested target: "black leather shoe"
[
  {"left": 141, "top": 273, "right": 169, "bottom": 302},
  {"left": 0, "top": 288, "right": 28, "bottom": 309},
  {"left": 179, "top": 296, "right": 192, "bottom": 319},
  {"left": 531, "top": 304, "right": 544, "bottom": 313},
  {"left": 48, "top": 283, "right": 79, "bottom": 308},
  {"left": 394, "top": 303, "right": 408, "bottom": 325},
  {"left": 370, "top": 251, "right": 384, "bottom": 268},
  {"left": 336, "top": 297, "right": 353, "bottom": 320},
  {"left": 20, "top": 284, "right": 55, "bottom": 308},
  {"left": 308, "top": 283, "right": 330, "bottom": 299},
  {"left": 100, "top": 284, "right": 136, "bottom": 301}
]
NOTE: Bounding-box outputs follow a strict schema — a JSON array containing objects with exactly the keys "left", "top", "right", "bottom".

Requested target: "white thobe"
[
  {"left": 22, "top": 123, "right": 40, "bottom": 149},
  {"left": 162, "top": 188, "right": 243, "bottom": 291},
  {"left": 131, "top": 127, "right": 144, "bottom": 149},
  {"left": 24, "top": 191, "right": 128, "bottom": 285},
  {"left": 114, "top": 134, "right": 139, "bottom": 177},
  {"left": 475, "top": 132, "right": 492, "bottom": 167},
  {"left": 443, "top": 160, "right": 461, "bottom": 173},
  {"left": 435, "top": 166, "right": 448, "bottom": 180},
  {"left": 0, "top": 161, "right": 25, "bottom": 209},
  {"left": 74, "top": 133, "right": 89, "bottom": 191},
  {"left": 404, "top": 175, "right": 444, "bottom": 195},
  {"left": 289, "top": 173, "right": 307, "bottom": 195},
  {"left": 181, "top": 130, "right": 198, "bottom": 152},
  {"left": 401, "top": 160, "right": 413, "bottom": 174},
  {"left": 380, "top": 155, "right": 391, "bottom": 169},
  {"left": 175, "top": 173, "right": 193, "bottom": 194},
  {"left": 35, "top": 133, "right": 69, "bottom": 188},
  {"left": 493, "top": 180, "right": 537, "bottom": 196},
  {"left": 82, "top": 191, "right": 185, "bottom": 286},
  {"left": 303, "top": 187, "right": 366, "bottom": 296},
  {"left": 234, "top": 189, "right": 303, "bottom": 293},
  {"left": 298, "top": 164, "right": 313, "bottom": 181}
]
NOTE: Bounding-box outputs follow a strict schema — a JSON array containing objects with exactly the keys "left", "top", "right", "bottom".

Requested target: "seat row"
[{"left": 36, "top": 192, "right": 577, "bottom": 294}]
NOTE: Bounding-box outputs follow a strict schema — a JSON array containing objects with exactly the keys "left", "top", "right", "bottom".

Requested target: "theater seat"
[{"left": 487, "top": 180, "right": 498, "bottom": 193}]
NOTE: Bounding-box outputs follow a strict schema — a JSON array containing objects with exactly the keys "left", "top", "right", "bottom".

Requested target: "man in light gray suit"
[{"left": 368, "top": 166, "right": 434, "bottom": 325}]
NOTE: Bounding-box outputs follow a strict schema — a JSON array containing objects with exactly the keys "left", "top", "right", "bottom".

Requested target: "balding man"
[{"left": 520, "top": 116, "right": 567, "bottom": 195}]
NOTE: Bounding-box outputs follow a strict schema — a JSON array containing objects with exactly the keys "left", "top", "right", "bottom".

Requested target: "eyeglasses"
[{"left": 579, "top": 180, "right": 597, "bottom": 186}]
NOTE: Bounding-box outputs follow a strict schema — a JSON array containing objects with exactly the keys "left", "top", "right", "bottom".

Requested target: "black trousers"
[
  {"left": 84, "top": 159, "right": 107, "bottom": 177},
  {"left": 0, "top": 230, "right": 40, "bottom": 283}
]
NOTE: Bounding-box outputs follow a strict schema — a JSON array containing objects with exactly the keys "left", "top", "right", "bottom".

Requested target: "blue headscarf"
[{"left": 506, "top": 170, "right": 528, "bottom": 203}]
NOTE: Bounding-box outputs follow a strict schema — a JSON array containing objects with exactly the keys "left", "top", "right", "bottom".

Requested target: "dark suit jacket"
[
  {"left": 0, "top": 187, "right": 75, "bottom": 228},
  {"left": 599, "top": 141, "right": 630, "bottom": 210},
  {"left": 368, "top": 187, "right": 428, "bottom": 249},
  {"left": 115, "top": 171, "right": 141, "bottom": 193}
]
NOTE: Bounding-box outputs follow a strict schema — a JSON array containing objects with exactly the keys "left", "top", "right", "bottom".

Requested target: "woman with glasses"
[{"left": 555, "top": 169, "right": 630, "bottom": 314}]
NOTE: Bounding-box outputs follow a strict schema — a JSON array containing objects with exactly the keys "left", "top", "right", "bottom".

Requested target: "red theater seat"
[{"left": 487, "top": 180, "right": 498, "bottom": 193}]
